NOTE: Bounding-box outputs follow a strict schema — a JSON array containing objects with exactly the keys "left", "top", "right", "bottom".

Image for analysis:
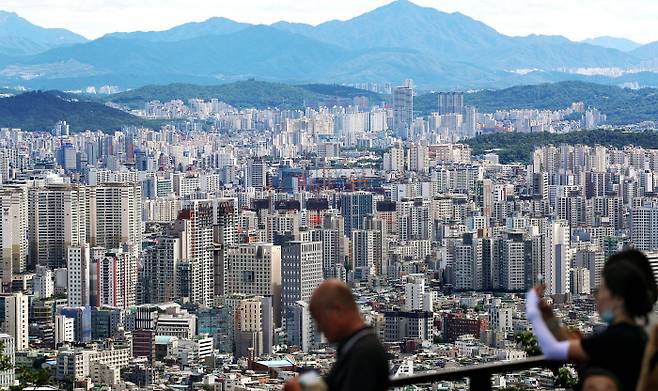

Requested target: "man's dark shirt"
[
  {"left": 581, "top": 322, "right": 647, "bottom": 391},
  {"left": 325, "top": 327, "right": 389, "bottom": 391}
]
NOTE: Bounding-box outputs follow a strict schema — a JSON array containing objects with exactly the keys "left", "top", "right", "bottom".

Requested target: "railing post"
[{"left": 469, "top": 374, "right": 493, "bottom": 391}]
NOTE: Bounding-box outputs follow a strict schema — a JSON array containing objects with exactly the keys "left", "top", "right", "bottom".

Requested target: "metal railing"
[{"left": 389, "top": 355, "right": 559, "bottom": 390}]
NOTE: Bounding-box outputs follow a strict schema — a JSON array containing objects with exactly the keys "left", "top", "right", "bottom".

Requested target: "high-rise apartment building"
[
  {"left": 29, "top": 184, "right": 86, "bottom": 269},
  {"left": 437, "top": 92, "right": 464, "bottom": 115},
  {"left": 0, "top": 186, "right": 28, "bottom": 287},
  {"left": 87, "top": 182, "right": 142, "bottom": 258},
  {"left": 0, "top": 292, "right": 28, "bottom": 351}
]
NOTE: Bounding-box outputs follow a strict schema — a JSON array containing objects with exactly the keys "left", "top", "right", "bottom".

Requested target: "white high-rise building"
[
  {"left": 33, "top": 265, "right": 53, "bottom": 300},
  {"left": 404, "top": 273, "right": 432, "bottom": 311},
  {"left": 0, "top": 186, "right": 28, "bottom": 287},
  {"left": 0, "top": 293, "right": 28, "bottom": 351},
  {"left": 87, "top": 182, "right": 142, "bottom": 258},
  {"left": 67, "top": 244, "right": 91, "bottom": 307},
  {"left": 54, "top": 314, "right": 75, "bottom": 345},
  {"left": 545, "top": 220, "right": 571, "bottom": 295},
  {"left": 226, "top": 243, "right": 282, "bottom": 326},
  {"left": 29, "top": 184, "right": 86, "bottom": 269}
]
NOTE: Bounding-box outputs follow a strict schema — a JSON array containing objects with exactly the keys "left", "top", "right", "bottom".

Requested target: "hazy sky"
[{"left": 4, "top": 0, "right": 658, "bottom": 43}]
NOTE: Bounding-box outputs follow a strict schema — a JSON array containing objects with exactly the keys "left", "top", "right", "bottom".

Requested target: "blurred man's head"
[
  {"left": 581, "top": 368, "right": 620, "bottom": 391},
  {"left": 309, "top": 279, "right": 365, "bottom": 343}
]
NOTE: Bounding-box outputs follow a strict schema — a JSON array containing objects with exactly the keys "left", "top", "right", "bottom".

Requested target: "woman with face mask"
[{"left": 526, "top": 249, "right": 657, "bottom": 391}]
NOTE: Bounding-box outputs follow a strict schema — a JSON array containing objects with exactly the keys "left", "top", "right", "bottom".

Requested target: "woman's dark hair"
[
  {"left": 578, "top": 367, "right": 620, "bottom": 391},
  {"left": 603, "top": 249, "right": 657, "bottom": 320}
]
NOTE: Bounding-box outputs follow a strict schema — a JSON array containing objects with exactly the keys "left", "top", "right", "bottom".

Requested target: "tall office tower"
[
  {"left": 67, "top": 245, "right": 91, "bottom": 307},
  {"left": 0, "top": 334, "right": 13, "bottom": 388},
  {"left": 226, "top": 243, "right": 282, "bottom": 326},
  {"left": 396, "top": 198, "right": 432, "bottom": 241},
  {"left": 245, "top": 158, "right": 267, "bottom": 190},
  {"left": 320, "top": 213, "right": 346, "bottom": 278},
  {"left": 364, "top": 216, "right": 387, "bottom": 276},
  {"left": 29, "top": 184, "right": 86, "bottom": 269},
  {"left": 0, "top": 292, "right": 28, "bottom": 351},
  {"left": 87, "top": 182, "right": 141, "bottom": 259},
  {"left": 281, "top": 241, "right": 322, "bottom": 316},
  {"left": 340, "top": 191, "right": 374, "bottom": 236},
  {"left": 545, "top": 220, "right": 571, "bottom": 295},
  {"left": 0, "top": 186, "right": 28, "bottom": 288},
  {"left": 631, "top": 206, "right": 658, "bottom": 251},
  {"left": 393, "top": 81, "right": 414, "bottom": 140},
  {"left": 233, "top": 297, "right": 264, "bottom": 359},
  {"left": 461, "top": 105, "right": 477, "bottom": 138},
  {"left": 437, "top": 92, "right": 464, "bottom": 115},
  {"left": 177, "top": 199, "right": 214, "bottom": 306},
  {"left": 351, "top": 230, "right": 375, "bottom": 281},
  {"left": 141, "top": 236, "right": 182, "bottom": 304},
  {"left": 286, "top": 300, "right": 321, "bottom": 353},
  {"left": 96, "top": 244, "right": 137, "bottom": 309},
  {"left": 57, "top": 143, "right": 77, "bottom": 172},
  {"left": 404, "top": 273, "right": 432, "bottom": 311}
]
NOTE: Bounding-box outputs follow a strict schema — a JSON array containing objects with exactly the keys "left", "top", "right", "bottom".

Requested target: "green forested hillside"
[{"left": 465, "top": 129, "right": 658, "bottom": 163}]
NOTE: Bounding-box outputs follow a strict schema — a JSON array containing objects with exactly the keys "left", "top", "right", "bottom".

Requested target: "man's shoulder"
[{"left": 350, "top": 334, "right": 388, "bottom": 358}]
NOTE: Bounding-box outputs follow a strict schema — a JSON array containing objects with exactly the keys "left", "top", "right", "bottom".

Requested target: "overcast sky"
[{"left": 4, "top": 0, "right": 658, "bottom": 43}]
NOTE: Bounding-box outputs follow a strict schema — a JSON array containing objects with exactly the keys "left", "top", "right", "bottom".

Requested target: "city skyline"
[{"left": 2, "top": 0, "right": 658, "bottom": 44}]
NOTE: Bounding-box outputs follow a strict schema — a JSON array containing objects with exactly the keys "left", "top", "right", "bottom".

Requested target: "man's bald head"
[
  {"left": 309, "top": 279, "right": 364, "bottom": 343},
  {"left": 310, "top": 279, "right": 358, "bottom": 314}
]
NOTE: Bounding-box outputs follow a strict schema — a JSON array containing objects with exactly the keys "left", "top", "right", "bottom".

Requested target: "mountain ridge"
[{"left": 0, "top": 1, "right": 657, "bottom": 89}]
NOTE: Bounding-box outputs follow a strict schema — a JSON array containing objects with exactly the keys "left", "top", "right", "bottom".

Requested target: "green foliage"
[
  {"left": 465, "top": 129, "right": 658, "bottom": 164},
  {"left": 0, "top": 341, "right": 11, "bottom": 372},
  {"left": 554, "top": 367, "right": 578, "bottom": 388},
  {"left": 0, "top": 90, "right": 155, "bottom": 132},
  {"left": 16, "top": 367, "right": 52, "bottom": 386},
  {"left": 515, "top": 331, "right": 542, "bottom": 356},
  {"left": 416, "top": 81, "right": 658, "bottom": 125},
  {"left": 107, "top": 80, "right": 385, "bottom": 110}
]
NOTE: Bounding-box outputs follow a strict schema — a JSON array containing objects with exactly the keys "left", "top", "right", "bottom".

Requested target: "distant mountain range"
[
  {"left": 0, "top": 11, "right": 87, "bottom": 56},
  {"left": 582, "top": 36, "right": 642, "bottom": 52},
  {"left": 1, "top": 1, "right": 658, "bottom": 89}
]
